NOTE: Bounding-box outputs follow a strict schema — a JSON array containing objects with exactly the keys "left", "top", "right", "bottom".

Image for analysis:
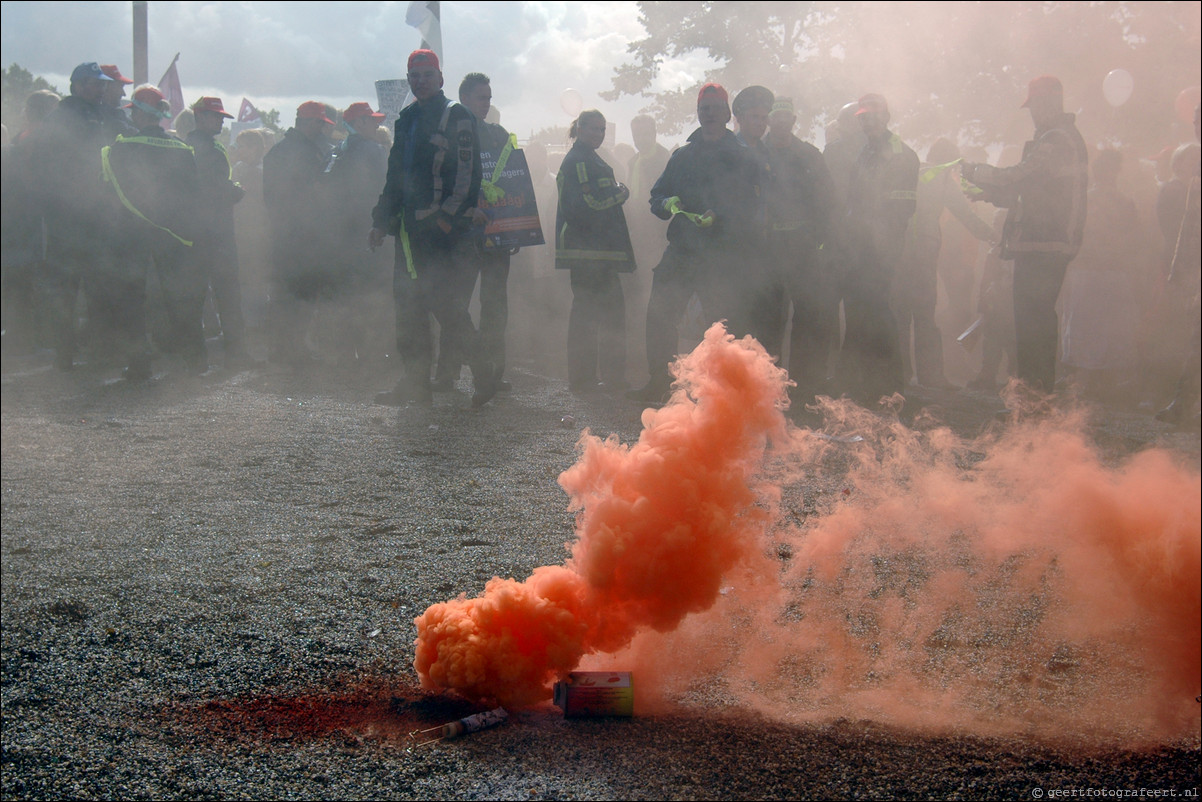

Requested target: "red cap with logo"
[
  {"left": 697, "top": 82, "right": 729, "bottom": 106},
  {"left": 343, "top": 102, "right": 386, "bottom": 123},
  {"left": 100, "top": 64, "right": 133, "bottom": 84},
  {"left": 192, "top": 96, "right": 234, "bottom": 118},
  {"left": 297, "top": 100, "right": 334, "bottom": 124},
  {"left": 1021, "top": 75, "right": 1063, "bottom": 108},
  {"left": 408, "top": 49, "right": 440, "bottom": 72}
]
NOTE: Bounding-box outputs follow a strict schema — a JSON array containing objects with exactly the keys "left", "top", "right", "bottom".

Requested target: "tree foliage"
[
  {"left": 2, "top": 63, "right": 61, "bottom": 134},
  {"left": 603, "top": 1, "right": 1202, "bottom": 153}
]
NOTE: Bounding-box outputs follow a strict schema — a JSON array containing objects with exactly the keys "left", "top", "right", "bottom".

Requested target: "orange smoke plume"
[
  {"left": 414, "top": 324, "right": 789, "bottom": 708},
  {"left": 414, "top": 323, "right": 1200, "bottom": 745}
]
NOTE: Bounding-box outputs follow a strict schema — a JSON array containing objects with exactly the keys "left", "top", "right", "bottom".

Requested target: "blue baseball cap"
[{"left": 70, "top": 62, "right": 115, "bottom": 84}]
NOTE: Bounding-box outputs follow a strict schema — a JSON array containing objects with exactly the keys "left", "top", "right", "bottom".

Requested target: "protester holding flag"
[{"left": 555, "top": 109, "right": 636, "bottom": 394}]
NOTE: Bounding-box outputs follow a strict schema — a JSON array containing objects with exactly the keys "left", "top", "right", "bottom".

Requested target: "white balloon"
[
  {"left": 560, "top": 88, "right": 584, "bottom": 118},
  {"left": 1103, "top": 69, "right": 1134, "bottom": 108}
]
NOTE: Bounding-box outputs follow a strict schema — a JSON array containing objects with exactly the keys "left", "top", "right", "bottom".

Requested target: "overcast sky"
[{"left": 1, "top": 1, "right": 707, "bottom": 145}]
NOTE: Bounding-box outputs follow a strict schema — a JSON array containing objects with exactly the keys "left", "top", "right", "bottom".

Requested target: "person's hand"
[
  {"left": 471, "top": 207, "right": 489, "bottom": 226},
  {"left": 436, "top": 216, "right": 453, "bottom": 234},
  {"left": 368, "top": 227, "right": 385, "bottom": 251},
  {"left": 616, "top": 183, "right": 630, "bottom": 203}
]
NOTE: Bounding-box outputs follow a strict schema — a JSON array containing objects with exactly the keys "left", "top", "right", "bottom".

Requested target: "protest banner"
[
  {"left": 374, "top": 79, "right": 410, "bottom": 132},
  {"left": 476, "top": 142, "right": 545, "bottom": 250}
]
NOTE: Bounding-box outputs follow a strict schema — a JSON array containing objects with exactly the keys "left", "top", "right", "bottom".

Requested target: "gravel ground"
[{"left": 2, "top": 337, "right": 1199, "bottom": 801}]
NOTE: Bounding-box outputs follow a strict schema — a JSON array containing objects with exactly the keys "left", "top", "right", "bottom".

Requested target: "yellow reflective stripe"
[
  {"left": 575, "top": 161, "right": 588, "bottom": 184},
  {"left": 582, "top": 192, "right": 623, "bottom": 211},
  {"left": 666, "top": 196, "right": 713, "bottom": 227},
  {"left": 100, "top": 145, "right": 193, "bottom": 247},
  {"left": 115, "top": 134, "right": 194, "bottom": 151},
  {"left": 400, "top": 216, "right": 416, "bottom": 279},
  {"left": 556, "top": 248, "right": 630, "bottom": 262},
  {"left": 480, "top": 134, "right": 517, "bottom": 203},
  {"left": 919, "top": 158, "right": 961, "bottom": 185}
]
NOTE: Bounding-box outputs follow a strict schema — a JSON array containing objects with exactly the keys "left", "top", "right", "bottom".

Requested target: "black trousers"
[
  {"left": 1012, "top": 252, "right": 1070, "bottom": 393},
  {"left": 567, "top": 265, "right": 626, "bottom": 388},
  {"left": 395, "top": 235, "right": 488, "bottom": 391}
]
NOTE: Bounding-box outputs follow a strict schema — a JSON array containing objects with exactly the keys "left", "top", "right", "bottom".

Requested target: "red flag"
[
  {"left": 236, "top": 97, "right": 261, "bottom": 125},
  {"left": 157, "top": 53, "right": 185, "bottom": 124}
]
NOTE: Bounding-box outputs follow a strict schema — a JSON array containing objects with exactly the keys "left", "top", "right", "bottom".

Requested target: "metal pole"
[{"left": 133, "top": 1, "right": 148, "bottom": 85}]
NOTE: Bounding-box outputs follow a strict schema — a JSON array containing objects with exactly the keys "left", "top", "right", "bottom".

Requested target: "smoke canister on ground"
[{"left": 553, "top": 671, "right": 634, "bottom": 717}]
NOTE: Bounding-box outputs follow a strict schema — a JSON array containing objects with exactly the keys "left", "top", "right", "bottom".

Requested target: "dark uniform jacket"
[
  {"left": 102, "top": 125, "right": 199, "bottom": 250},
  {"left": 554, "top": 139, "right": 635, "bottom": 273},
  {"left": 845, "top": 129, "right": 920, "bottom": 271},
  {"left": 185, "top": 130, "right": 244, "bottom": 241},
  {"left": 372, "top": 91, "right": 480, "bottom": 246},
  {"left": 962, "top": 112, "right": 1088, "bottom": 261},
  {"left": 765, "top": 133, "right": 836, "bottom": 253},
  {"left": 29, "top": 94, "right": 115, "bottom": 241},
  {"left": 262, "top": 127, "right": 330, "bottom": 241},
  {"left": 327, "top": 132, "right": 388, "bottom": 247},
  {"left": 649, "top": 128, "right": 763, "bottom": 253}
]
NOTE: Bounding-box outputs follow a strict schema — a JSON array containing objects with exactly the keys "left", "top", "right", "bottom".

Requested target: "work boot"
[{"left": 470, "top": 360, "right": 498, "bottom": 408}]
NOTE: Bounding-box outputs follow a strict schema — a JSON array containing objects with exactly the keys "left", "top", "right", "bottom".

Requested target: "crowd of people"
[{"left": 1, "top": 54, "right": 1198, "bottom": 429}]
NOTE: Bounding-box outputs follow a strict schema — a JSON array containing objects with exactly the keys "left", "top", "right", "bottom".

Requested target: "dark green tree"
[
  {"left": 2, "top": 63, "right": 61, "bottom": 134},
  {"left": 602, "top": 1, "right": 1201, "bottom": 154}
]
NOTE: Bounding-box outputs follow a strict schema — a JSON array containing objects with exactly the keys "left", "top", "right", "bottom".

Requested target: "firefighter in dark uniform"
[
  {"left": 837, "top": 93, "right": 919, "bottom": 406},
  {"left": 262, "top": 100, "right": 334, "bottom": 370},
  {"left": 961, "top": 75, "right": 1090, "bottom": 395},
  {"left": 28, "top": 62, "right": 116, "bottom": 371},
  {"left": 433, "top": 72, "right": 519, "bottom": 392},
  {"left": 100, "top": 85, "right": 204, "bottom": 379},
  {"left": 369, "top": 49, "right": 496, "bottom": 408},
  {"left": 763, "top": 97, "right": 837, "bottom": 411},
  {"left": 186, "top": 96, "right": 251, "bottom": 370},
  {"left": 555, "top": 108, "right": 636, "bottom": 393},
  {"left": 630, "top": 82, "right": 765, "bottom": 405}
]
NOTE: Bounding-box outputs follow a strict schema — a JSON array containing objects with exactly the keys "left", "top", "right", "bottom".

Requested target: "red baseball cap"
[
  {"left": 855, "top": 93, "right": 889, "bottom": 117},
  {"left": 697, "top": 82, "right": 729, "bottom": 106},
  {"left": 1022, "top": 75, "right": 1063, "bottom": 108},
  {"left": 408, "top": 49, "right": 440, "bottom": 72},
  {"left": 100, "top": 64, "right": 133, "bottom": 84},
  {"left": 192, "top": 96, "right": 233, "bottom": 118},
  {"left": 343, "top": 102, "right": 385, "bottom": 123},
  {"left": 125, "top": 86, "right": 170, "bottom": 118},
  {"left": 297, "top": 100, "right": 334, "bottom": 124}
]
